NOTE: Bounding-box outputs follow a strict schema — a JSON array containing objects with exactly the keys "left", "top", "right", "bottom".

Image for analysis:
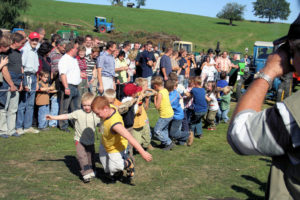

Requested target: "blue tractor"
[
  {"left": 94, "top": 16, "right": 115, "bottom": 33},
  {"left": 236, "top": 41, "right": 293, "bottom": 101}
]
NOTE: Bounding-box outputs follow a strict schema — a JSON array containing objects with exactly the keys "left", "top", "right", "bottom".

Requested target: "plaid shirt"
[{"left": 216, "top": 57, "right": 232, "bottom": 72}]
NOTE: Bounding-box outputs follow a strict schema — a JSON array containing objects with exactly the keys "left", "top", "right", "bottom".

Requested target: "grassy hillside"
[{"left": 23, "top": 0, "right": 289, "bottom": 53}]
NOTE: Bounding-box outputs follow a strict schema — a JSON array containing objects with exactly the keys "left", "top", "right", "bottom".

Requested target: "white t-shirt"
[
  {"left": 201, "top": 66, "right": 217, "bottom": 82},
  {"left": 85, "top": 47, "right": 92, "bottom": 56},
  {"left": 58, "top": 54, "right": 82, "bottom": 85},
  {"left": 208, "top": 93, "right": 219, "bottom": 111}
]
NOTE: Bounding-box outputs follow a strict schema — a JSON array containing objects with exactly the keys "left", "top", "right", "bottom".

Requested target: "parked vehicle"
[
  {"left": 94, "top": 16, "right": 115, "bottom": 33},
  {"left": 57, "top": 30, "right": 79, "bottom": 40},
  {"left": 173, "top": 41, "right": 193, "bottom": 53}
]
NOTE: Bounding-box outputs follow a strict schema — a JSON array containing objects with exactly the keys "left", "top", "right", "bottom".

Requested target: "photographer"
[{"left": 227, "top": 15, "right": 300, "bottom": 199}]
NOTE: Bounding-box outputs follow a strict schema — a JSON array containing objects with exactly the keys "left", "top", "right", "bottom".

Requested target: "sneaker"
[
  {"left": 208, "top": 127, "right": 216, "bottom": 131},
  {"left": 16, "top": 128, "right": 25, "bottom": 135},
  {"left": 88, "top": 171, "right": 96, "bottom": 179},
  {"left": 0, "top": 134, "right": 10, "bottom": 138},
  {"left": 11, "top": 133, "right": 21, "bottom": 137},
  {"left": 162, "top": 142, "right": 175, "bottom": 151},
  {"left": 147, "top": 144, "right": 154, "bottom": 151},
  {"left": 24, "top": 127, "right": 40, "bottom": 134},
  {"left": 82, "top": 174, "right": 91, "bottom": 183},
  {"left": 125, "top": 158, "right": 135, "bottom": 178},
  {"left": 187, "top": 131, "right": 194, "bottom": 146}
]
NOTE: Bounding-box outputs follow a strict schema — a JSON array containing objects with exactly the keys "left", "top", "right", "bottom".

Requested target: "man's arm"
[
  {"left": 112, "top": 124, "right": 152, "bottom": 162},
  {"left": 161, "top": 67, "right": 168, "bottom": 81},
  {"left": 60, "top": 74, "right": 70, "bottom": 95},
  {"left": 228, "top": 45, "right": 294, "bottom": 156}
]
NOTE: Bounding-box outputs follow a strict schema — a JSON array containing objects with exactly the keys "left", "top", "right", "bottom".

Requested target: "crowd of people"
[{"left": 0, "top": 28, "right": 247, "bottom": 183}]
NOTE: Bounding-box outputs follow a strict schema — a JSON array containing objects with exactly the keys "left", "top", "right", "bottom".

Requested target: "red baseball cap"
[
  {"left": 28, "top": 32, "right": 40, "bottom": 40},
  {"left": 123, "top": 83, "right": 142, "bottom": 96}
]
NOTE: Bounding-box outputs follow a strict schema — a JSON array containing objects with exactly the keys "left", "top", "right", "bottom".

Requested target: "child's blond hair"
[
  {"left": 193, "top": 76, "right": 202, "bottom": 86},
  {"left": 78, "top": 45, "right": 86, "bottom": 52},
  {"left": 103, "top": 89, "right": 116, "bottom": 99},
  {"left": 165, "top": 80, "right": 176, "bottom": 92},
  {"left": 135, "top": 77, "right": 147, "bottom": 87},
  {"left": 223, "top": 86, "right": 231, "bottom": 95},
  {"left": 151, "top": 76, "right": 163, "bottom": 87},
  {"left": 81, "top": 92, "right": 95, "bottom": 103}
]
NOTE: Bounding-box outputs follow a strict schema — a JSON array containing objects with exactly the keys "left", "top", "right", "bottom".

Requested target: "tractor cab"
[
  {"left": 94, "top": 16, "right": 115, "bottom": 33},
  {"left": 173, "top": 41, "right": 193, "bottom": 53},
  {"left": 253, "top": 41, "right": 273, "bottom": 73}
]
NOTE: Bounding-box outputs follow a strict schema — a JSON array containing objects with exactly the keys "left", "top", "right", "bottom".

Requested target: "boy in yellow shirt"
[
  {"left": 151, "top": 76, "right": 174, "bottom": 150},
  {"left": 91, "top": 96, "right": 152, "bottom": 182}
]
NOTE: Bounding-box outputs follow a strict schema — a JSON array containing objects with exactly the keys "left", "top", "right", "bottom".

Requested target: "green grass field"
[
  {"left": 1, "top": 1, "right": 289, "bottom": 199},
  {"left": 22, "top": 0, "right": 290, "bottom": 53},
  {"left": 0, "top": 102, "right": 272, "bottom": 200}
]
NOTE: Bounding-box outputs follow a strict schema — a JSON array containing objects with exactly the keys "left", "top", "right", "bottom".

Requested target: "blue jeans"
[
  {"left": 59, "top": 84, "right": 80, "bottom": 130},
  {"left": 38, "top": 105, "right": 49, "bottom": 129},
  {"left": 49, "top": 96, "right": 59, "bottom": 127},
  {"left": 146, "top": 76, "right": 152, "bottom": 89},
  {"left": 190, "top": 111, "right": 206, "bottom": 136},
  {"left": 217, "top": 108, "right": 230, "bottom": 123},
  {"left": 178, "top": 75, "right": 188, "bottom": 88},
  {"left": 169, "top": 119, "right": 189, "bottom": 145},
  {"left": 16, "top": 74, "right": 37, "bottom": 129},
  {"left": 154, "top": 117, "right": 173, "bottom": 146}
]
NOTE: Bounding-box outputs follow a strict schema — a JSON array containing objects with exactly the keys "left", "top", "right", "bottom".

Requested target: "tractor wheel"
[
  {"left": 276, "top": 73, "right": 293, "bottom": 102},
  {"left": 236, "top": 78, "right": 245, "bottom": 101},
  {"left": 98, "top": 26, "right": 106, "bottom": 33}
]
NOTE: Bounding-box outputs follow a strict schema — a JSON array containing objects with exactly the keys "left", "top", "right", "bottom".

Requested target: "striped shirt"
[
  {"left": 49, "top": 48, "right": 63, "bottom": 74},
  {"left": 228, "top": 101, "right": 300, "bottom": 165},
  {"left": 85, "top": 54, "right": 96, "bottom": 77}
]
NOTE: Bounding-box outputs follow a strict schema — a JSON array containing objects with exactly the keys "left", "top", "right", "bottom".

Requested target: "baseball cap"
[
  {"left": 273, "top": 14, "right": 300, "bottom": 45},
  {"left": 28, "top": 32, "right": 40, "bottom": 40},
  {"left": 123, "top": 83, "right": 142, "bottom": 96}
]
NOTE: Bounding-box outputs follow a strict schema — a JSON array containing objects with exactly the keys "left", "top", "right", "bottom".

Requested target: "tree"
[
  {"left": 109, "top": 0, "right": 123, "bottom": 6},
  {"left": 217, "top": 3, "right": 246, "bottom": 26},
  {"left": 253, "top": 0, "right": 290, "bottom": 23},
  {"left": 0, "top": 0, "right": 30, "bottom": 28},
  {"left": 136, "top": 0, "right": 146, "bottom": 8}
]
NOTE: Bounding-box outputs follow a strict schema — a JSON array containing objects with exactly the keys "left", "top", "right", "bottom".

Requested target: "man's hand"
[
  {"left": 262, "top": 43, "right": 293, "bottom": 80},
  {"left": 80, "top": 72, "right": 87, "bottom": 79},
  {"left": 18, "top": 82, "right": 23, "bottom": 92},
  {"left": 45, "top": 115, "right": 53, "bottom": 120},
  {"left": 10, "top": 85, "right": 17, "bottom": 92},
  {"left": 65, "top": 88, "right": 70, "bottom": 96},
  {"left": 147, "top": 60, "right": 153, "bottom": 67},
  {"left": 0, "top": 57, "right": 8, "bottom": 70},
  {"left": 164, "top": 76, "right": 168, "bottom": 81},
  {"left": 98, "top": 85, "right": 104, "bottom": 94},
  {"left": 24, "top": 86, "right": 30, "bottom": 92}
]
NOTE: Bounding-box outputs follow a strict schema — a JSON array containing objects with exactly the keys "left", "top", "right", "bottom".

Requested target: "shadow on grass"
[
  {"left": 231, "top": 175, "right": 266, "bottom": 200},
  {"left": 215, "top": 22, "right": 237, "bottom": 26},
  {"left": 38, "top": 156, "right": 135, "bottom": 185},
  {"left": 259, "top": 158, "right": 272, "bottom": 166}
]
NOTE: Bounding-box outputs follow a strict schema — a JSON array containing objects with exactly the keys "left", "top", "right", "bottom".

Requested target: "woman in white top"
[{"left": 201, "top": 56, "right": 217, "bottom": 86}]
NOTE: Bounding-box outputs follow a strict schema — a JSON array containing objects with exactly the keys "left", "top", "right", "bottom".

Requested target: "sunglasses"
[{"left": 30, "top": 38, "right": 39, "bottom": 42}]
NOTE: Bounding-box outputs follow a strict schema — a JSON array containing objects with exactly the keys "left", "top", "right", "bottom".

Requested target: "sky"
[{"left": 57, "top": 0, "right": 300, "bottom": 24}]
